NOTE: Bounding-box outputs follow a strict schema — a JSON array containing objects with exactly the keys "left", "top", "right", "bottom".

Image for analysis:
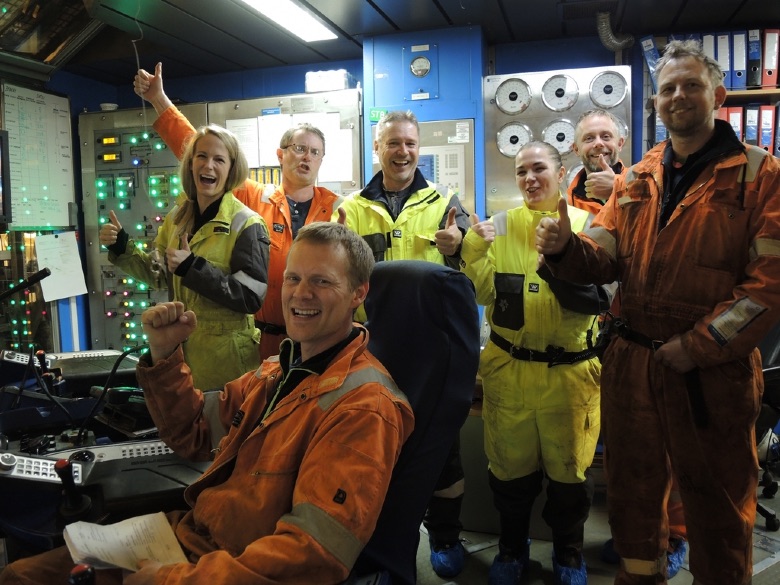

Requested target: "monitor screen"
[{"left": 0, "top": 129, "right": 11, "bottom": 225}]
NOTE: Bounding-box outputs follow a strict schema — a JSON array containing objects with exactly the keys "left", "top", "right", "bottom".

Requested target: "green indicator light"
[
  {"left": 117, "top": 179, "right": 125, "bottom": 187},
  {"left": 150, "top": 189, "right": 158, "bottom": 196},
  {"left": 99, "top": 217, "right": 108, "bottom": 224},
  {"left": 155, "top": 143, "right": 163, "bottom": 150},
  {"left": 130, "top": 136, "right": 137, "bottom": 144},
  {"left": 97, "top": 191, "right": 107, "bottom": 199},
  {"left": 172, "top": 188, "right": 180, "bottom": 195},
  {"left": 138, "top": 283, "right": 147, "bottom": 291},
  {"left": 96, "top": 180, "right": 105, "bottom": 187},
  {"left": 150, "top": 178, "right": 158, "bottom": 185},
  {"left": 119, "top": 202, "right": 126, "bottom": 210},
  {"left": 142, "top": 132, "right": 149, "bottom": 140},
  {"left": 156, "top": 201, "right": 164, "bottom": 208},
  {"left": 117, "top": 190, "right": 126, "bottom": 198},
  {"left": 135, "top": 223, "right": 143, "bottom": 231},
  {"left": 171, "top": 176, "right": 179, "bottom": 184},
  {"left": 135, "top": 242, "right": 144, "bottom": 250}
]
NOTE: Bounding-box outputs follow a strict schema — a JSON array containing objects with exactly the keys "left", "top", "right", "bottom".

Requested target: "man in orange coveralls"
[
  {"left": 0, "top": 222, "right": 414, "bottom": 585},
  {"left": 568, "top": 108, "right": 688, "bottom": 575},
  {"left": 134, "top": 63, "right": 342, "bottom": 360},
  {"left": 537, "top": 39, "right": 780, "bottom": 585}
]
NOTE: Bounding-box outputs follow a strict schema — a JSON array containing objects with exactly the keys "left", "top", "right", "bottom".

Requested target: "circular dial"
[
  {"left": 542, "top": 119, "right": 576, "bottom": 155},
  {"left": 494, "top": 78, "right": 532, "bottom": 115},
  {"left": 541, "top": 74, "right": 579, "bottom": 111},
  {"left": 496, "top": 122, "right": 533, "bottom": 157},
  {"left": 589, "top": 70, "right": 628, "bottom": 108},
  {"left": 410, "top": 56, "right": 431, "bottom": 78}
]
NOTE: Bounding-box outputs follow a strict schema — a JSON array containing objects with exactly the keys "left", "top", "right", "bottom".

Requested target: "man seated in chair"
[{"left": 0, "top": 222, "right": 414, "bottom": 585}]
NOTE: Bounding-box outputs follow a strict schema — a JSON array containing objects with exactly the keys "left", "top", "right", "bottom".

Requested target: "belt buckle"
[
  {"left": 510, "top": 345, "right": 526, "bottom": 360},
  {"left": 651, "top": 340, "right": 664, "bottom": 351}
]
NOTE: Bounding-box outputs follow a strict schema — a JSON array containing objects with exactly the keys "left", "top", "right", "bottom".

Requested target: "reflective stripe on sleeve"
[
  {"left": 750, "top": 237, "right": 780, "bottom": 261},
  {"left": 581, "top": 226, "right": 616, "bottom": 259},
  {"left": 283, "top": 501, "right": 364, "bottom": 569}
]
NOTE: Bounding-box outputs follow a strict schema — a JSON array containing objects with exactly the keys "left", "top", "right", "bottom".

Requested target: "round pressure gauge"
[
  {"left": 589, "top": 70, "right": 628, "bottom": 108},
  {"left": 494, "top": 78, "right": 532, "bottom": 115},
  {"left": 542, "top": 119, "right": 576, "bottom": 155},
  {"left": 496, "top": 122, "right": 533, "bottom": 157},
  {"left": 410, "top": 56, "right": 431, "bottom": 78},
  {"left": 541, "top": 74, "right": 579, "bottom": 111}
]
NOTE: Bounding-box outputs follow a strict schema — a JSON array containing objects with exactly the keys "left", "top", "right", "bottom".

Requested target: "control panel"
[
  {"left": 79, "top": 105, "right": 208, "bottom": 351},
  {"left": 0, "top": 452, "right": 84, "bottom": 485}
]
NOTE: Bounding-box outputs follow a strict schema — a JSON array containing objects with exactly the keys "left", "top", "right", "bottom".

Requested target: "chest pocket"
[{"left": 493, "top": 273, "right": 525, "bottom": 331}]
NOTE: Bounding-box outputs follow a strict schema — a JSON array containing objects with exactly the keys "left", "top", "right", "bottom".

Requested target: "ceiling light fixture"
[{"left": 238, "top": 0, "right": 337, "bottom": 42}]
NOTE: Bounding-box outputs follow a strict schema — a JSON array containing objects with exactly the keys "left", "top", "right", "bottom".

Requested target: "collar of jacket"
[
  {"left": 571, "top": 160, "right": 624, "bottom": 200},
  {"left": 275, "top": 327, "right": 363, "bottom": 392},
  {"left": 361, "top": 168, "right": 431, "bottom": 201},
  {"left": 259, "top": 326, "right": 368, "bottom": 422},
  {"left": 633, "top": 119, "right": 744, "bottom": 176}
]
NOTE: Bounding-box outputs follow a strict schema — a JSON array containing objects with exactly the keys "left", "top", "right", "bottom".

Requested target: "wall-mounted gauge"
[
  {"left": 542, "top": 119, "right": 576, "bottom": 154},
  {"left": 494, "top": 78, "right": 532, "bottom": 115},
  {"left": 410, "top": 55, "right": 432, "bottom": 78},
  {"left": 541, "top": 74, "right": 579, "bottom": 111},
  {"left": 496, "top": 122, "right": 533, "bottom": 157},
  {"left": 589, "top": 70, "right": 628, "bottom": 108}
]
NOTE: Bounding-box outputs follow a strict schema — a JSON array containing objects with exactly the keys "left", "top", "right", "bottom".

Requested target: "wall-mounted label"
[{"left": 369, "top": 108, "right": 388, "bottom": 122}]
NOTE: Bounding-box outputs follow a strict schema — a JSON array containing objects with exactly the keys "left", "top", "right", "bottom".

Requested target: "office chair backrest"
[
  {"left": 760, "top": 321, "right": 780, "bottom": 369},
  {"left": 356, "top": 260, "right": 480, "bottom": 585}
]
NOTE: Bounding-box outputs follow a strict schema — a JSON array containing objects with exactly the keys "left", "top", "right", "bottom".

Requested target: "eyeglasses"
[{"left": 283, "top": 143, "right": 323, "bottom": 159}]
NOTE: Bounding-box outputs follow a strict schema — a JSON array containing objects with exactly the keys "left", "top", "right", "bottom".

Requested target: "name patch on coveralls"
[
  {"left": 273, "top": 223, "right": 285, "bottom": 233},
  {"left": 708, "top": 296, "right": 767, "bottom": 346},
  {"left": 528, "top": 283, "right": 540, "bottom": 293},
  {"left": 392, "top": 229, "right": 402, "bottom": 238}
]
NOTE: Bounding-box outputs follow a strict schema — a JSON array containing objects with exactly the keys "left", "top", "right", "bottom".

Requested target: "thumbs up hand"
[
  {"left": 468, "top": 213, "right": 496, "bottom": 243},
  {"left": 166, "top": 234, "right": 193, "bottom": 273},
  {"left": 535, "top": 197, "right": 572, "bottom": 255},
  {"left": 435, "top": 206, "right": 464, "bottom": 256},
  {"left": 99, "top": 210, "right": 122, "bottom": 246},
  {"left": 583, "top": 154, "right": 616, "bottom": 201}
]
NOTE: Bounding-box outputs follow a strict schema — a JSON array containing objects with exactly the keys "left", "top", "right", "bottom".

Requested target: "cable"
[
  {"left": 75, "top": 344, "right": 149, "bottom": 446},
  {"left": 130, "top": 0, "right": 148, "bottom": 130},
  {"left": 30, "top": 359, "right": 74, "bottom": 428}
]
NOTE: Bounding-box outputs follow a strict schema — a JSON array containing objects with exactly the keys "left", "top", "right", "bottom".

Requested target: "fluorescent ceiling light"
[{"left": 239, "top": 0, "right": 337, "bottom": 42}]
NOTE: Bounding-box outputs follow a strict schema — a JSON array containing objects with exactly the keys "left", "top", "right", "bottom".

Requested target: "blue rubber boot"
[
  {"left": 552, "top": 553, "right": 587, "bottom": 585},
  {"left": 666, "top": 538, "right": 687, "bottom": 579},
  {"left": 488, "top": 539, "right": 530, "bottom": 585},
  {"left": 429, "top": 540, "right": 465, "bottom": 578}
]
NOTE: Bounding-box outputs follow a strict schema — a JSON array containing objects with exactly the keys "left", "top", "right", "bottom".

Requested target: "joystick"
[{"left": 54, "top": 459, "right": 91, "bottom": 520}]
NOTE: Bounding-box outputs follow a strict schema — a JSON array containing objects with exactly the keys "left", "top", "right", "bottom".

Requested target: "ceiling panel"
[
  {"left": 6, "top": 0, "right": 770, "bottom": 84},
  {"left": 306, "top": 0, "right": 398, "bottom": 38},
  {"left": 677, "top": 0, "right": 780, "bottom": 32}
]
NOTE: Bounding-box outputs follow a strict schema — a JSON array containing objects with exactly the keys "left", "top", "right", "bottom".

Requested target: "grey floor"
[{"left": 416, "top": 488, "right": 780, "bottom": 585}]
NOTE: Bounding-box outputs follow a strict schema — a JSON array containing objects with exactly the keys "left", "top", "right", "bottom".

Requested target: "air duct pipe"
[{"left": 596, "top": 11, "right": 634, "bottom": 51}]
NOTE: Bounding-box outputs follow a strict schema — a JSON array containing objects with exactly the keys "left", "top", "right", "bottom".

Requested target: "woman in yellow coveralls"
[{"left": 460, "top": 141, "right": 609, "bottom": 585}]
